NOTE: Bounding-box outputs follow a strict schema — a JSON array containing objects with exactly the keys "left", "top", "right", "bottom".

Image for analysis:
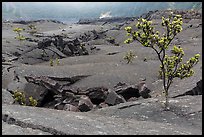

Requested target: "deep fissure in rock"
[
  {"left": 38, "top": 90, "right": 56, "bottom": 107},
  {"left": 2, "top": 114, "right": 67, "bottom": 135}
]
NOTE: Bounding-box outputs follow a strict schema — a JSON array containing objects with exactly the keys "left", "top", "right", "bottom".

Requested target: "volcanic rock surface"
[{"left": 2, "top": 9, "right": 202, "bottom": 135}]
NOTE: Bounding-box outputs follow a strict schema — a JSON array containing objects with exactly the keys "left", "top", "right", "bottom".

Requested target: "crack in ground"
[
  {"left": 2, "top": 114, "right": 69, "bottom": 135},
  {"left": 118, "top": 103, "right": 141, "bottom": 109}
]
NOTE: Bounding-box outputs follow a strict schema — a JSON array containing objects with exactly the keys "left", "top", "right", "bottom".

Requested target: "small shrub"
[
  {"left": 13, "top": 27, "right": 26, "bottom": 41},
  {"left": 50, "top": 58, "right": 54, "bottom": 66},
  {"left": 80, "top": 43, "right": 86, "bottom": 50},
  {"left": 114, "top": 43, "right": 120, "bottom": 46},
  {"left": 123, "top": 50, "right": 136, "bottom": 64},
  {"left": 28, "top": 96, "right": 38, "bottom": 107},
  {"left": 12, "top": 90, "right": 26, "bottom": 105},
  {"left": 12, "top": 90, "right": 38, "bottom": 107},
  {"left": 56, "top": 57, "right": 60, "bottom": 65}
]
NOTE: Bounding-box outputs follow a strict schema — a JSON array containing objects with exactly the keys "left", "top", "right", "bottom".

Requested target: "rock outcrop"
[
  {"left": 2, "top": 89, "right": 14, "bottom": 104},
  {"left": 20, "top": 75, "right": 152, "bottom": 112},
  {"left": 172, "top": 80, "right": 202, "bottom": 98},
  {"left": 2, "top": 101, "right": 202, "bottom": 135}
]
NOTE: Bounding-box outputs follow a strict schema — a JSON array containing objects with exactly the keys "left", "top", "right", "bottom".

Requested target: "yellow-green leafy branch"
[{"left": 124, "top": 13, "right": 200, "bottom": 110}]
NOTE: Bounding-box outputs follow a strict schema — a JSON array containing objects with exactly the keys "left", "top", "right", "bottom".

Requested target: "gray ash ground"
[{"left": 2, "top": 9, "right": 202, "bottom": 135}]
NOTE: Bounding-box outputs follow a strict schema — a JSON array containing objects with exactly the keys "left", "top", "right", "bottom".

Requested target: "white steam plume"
[{"left": 99, "top": 11, "right": 112, "bottom": 19}]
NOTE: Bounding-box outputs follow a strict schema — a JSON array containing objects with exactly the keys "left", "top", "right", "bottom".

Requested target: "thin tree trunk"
[{"left": 164, "top": 89, "right": 169, "bottom": 110}]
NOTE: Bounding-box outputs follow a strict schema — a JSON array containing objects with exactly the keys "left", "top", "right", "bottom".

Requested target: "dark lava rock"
[
  {"left": 86, "top": 87, "right": 109, "bottom": 105},
  {"left": 114, "top": 82, "right": 128, "bottom": 88},
  {"left": 139, "top": 87, "right": 152, "bottom": 99},
  {"left": 54, "top": 103, "right": 64, "bottom": 110},
  {"left": 63, "top": 104, "right": 80, "bottom": 112},
  {"left": 12, "top": 19, "right": 65, "bottom": 25},
  {"left": 78, "top": 103, "right": 92, "bottom": 112},
  {"left": 23, "top": 83, "right": 49, "bottom": 107},
  {"left": 172, "top": 79, "right": 202, "bottom": 98},
  {"left": 19, "top": 36, "right": 89, "bottom": 64},
  {"left": 105, "top": 90, "right": 126, "bottom": 105},
  {"left": 2, "top": 100, "right": 202, "bottom": 135},
  {"left": 140, "top": 9, "right": 202, "bottom": 21},
  {"left": 188, "top": 79, "right": 202, "bottom": 95},
  {"left": 98, "top": 102, "right": 109, "bottom": 108},
  {"left": 115, "top": 85, "right": 141, "bottom": 101},
  {"left": 2, "top": 89, "right": 14, "bottom": 104},
  {"left": 196, "top": 80, "right": 202, "bottom": 94},
  {"left": 77, "top": 17, "right": 137, "bottom": 24},
  {"left": 106, "top": 37, "right": 115, "bottom": 44},
  {"left": 78, "top": 95, "right": 94, "bottom": 112},
  {"left": 38, "top": 38, "right": 53, "bottom": 49}
]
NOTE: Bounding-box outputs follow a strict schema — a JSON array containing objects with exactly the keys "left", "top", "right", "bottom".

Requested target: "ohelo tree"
[{"left": 124, "top": 13, "right": 200, "bottom": 110}]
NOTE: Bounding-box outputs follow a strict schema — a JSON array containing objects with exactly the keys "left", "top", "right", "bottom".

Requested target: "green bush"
[
  {"left": 124, "top": 13, "right": 200, "bottom": 110},
  {"left": 12, "top": 90, "right": 26, "bottom": 105},
  {"left": 56, "top": 57, "right": 60, "bottom": 65},
  {"left": 13, "top": 27, "right": 26, "bottom": 41},
  {"left": 49, "top": 58, "right": 60, "bottom": 66},
  {"left": 28, "top": 96, "right": 38, "bottom": 107},
  {"left": 50, "top": 58, "right": 54, "bottom": 66},
  {"left": 12, "top": 90, "right": 38, "bottom": 107}
]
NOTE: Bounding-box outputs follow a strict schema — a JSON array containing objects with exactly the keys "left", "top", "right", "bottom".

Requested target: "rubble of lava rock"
[{"left": 24, "top": 75, "right": 152, "bottom": 112}]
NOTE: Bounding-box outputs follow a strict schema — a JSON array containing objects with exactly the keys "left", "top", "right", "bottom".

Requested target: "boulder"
[
  {"left": 136, "top": 79, "right": 151, "bottom": 99},
  {"left": 196, "top": 80, "right": 202, "bottom": 94},
  {"left": 37, "top": 38, "right": 52, "bottom": 49},
  {"left": 78, "top": 103, "right": 92, "bottom": 112},
  {"left": 86, "top": 87, "right": 109, "bottom": 105},
  {"left": 127, "top": 97, "right": 139, "bottom": 102},
  {"left": 63, "top": 104, "right": 80, "bottom": 112},
  {"left": 114, "top": 82, "right": 127, "bottom": 88},
  {"left": 23, "top": 83, "right": 49, "bottom": 106},
  {"left": 115, "top": 85, "right": 140, "bottom": 101},
  {"left": 105, "top": 90, "right": 126, "bottom": 105},
  {"left": 54, "top": 103, "right": 64, "bottom": 110},
  {"left": 139, "top": 87, "right": 152, "bottom": 99},
  {"left": 2, "top": 89, "right": 14, "bottom": 104},
  {"left": 62, "top": 92, "right": 76, "bottom": 104},
  {"left": 98, "top": 102, "right": 109, "bottom": 108},
  {"left": 53, "top": 36, "right": 65, "bottom": 51},
  {"left": 78, "top": 95, "right": 94, "bottom": 112},
  {"left": 172, "top": 80, "right": 202, "bottom": 98},
  {"left": 63, "top": 45, "right": 72, "bottom": 56},
  {"left": 46, "top": 44, "right": 67, "bottom": 58}
]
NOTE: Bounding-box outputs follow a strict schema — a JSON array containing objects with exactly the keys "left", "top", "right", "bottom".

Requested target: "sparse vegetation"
[
  {"left": 56, "top": 57, "right": 60, "bottom": 65},
  {"left": 123, "top": 50, "right": 136, "bottom": 64},
  {"left": 124, "top": 13, "right": 200, "bottom": 110},
  {"left": 114, "top": 43, "right": 120, "bottom": 46},
  {"left": 27, "top": 24, "right": 37, "bottom": 35},
  {"left": 13, "top": 27, "right": 26, "bottom": 41},
  {"left": 28, "top": 96, "right": 38, "bottom": 107},
  {"left": 50, "top": 58, "right": 54, "bottom": 66},
  {"left": 12, "top": 90, "right": 26, "bottom": 105},
  {"left": 80, "top": 43, "right": 86, "bottom": 50},
  {"left": 12, "top": 90, "right": 38, "bottom": 107},
  {"left": 50, "top": 57, "right": 60, "bottom": 66}
]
